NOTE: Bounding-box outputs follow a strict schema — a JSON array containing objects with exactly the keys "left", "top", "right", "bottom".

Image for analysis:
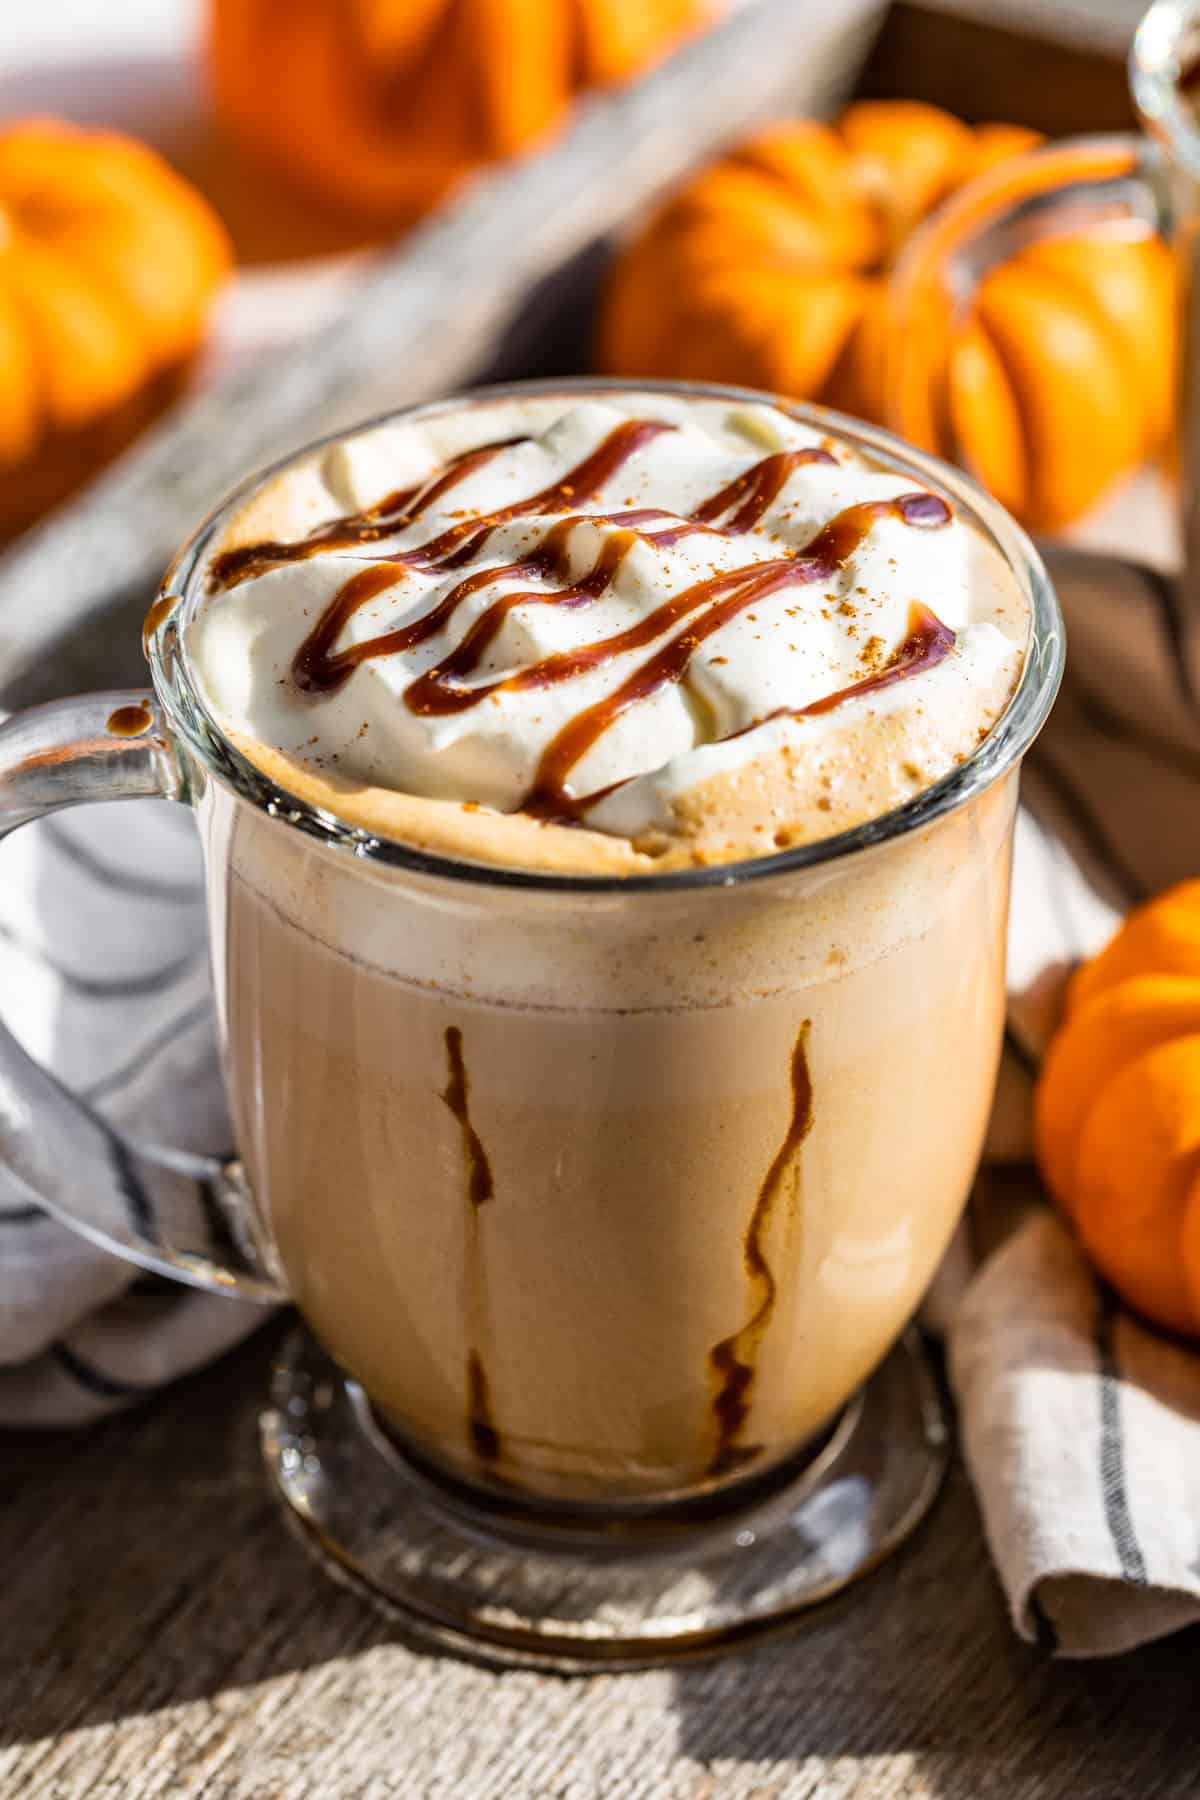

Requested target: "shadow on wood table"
[
  {"left": 1, "top": 1323, "right": 395, "bottom": 1749},
  {"left": 670, "top": 1473, "right": 1200, "bottom": 1799},
  {"left": 3, "top": 1325, "right": 1199, "bottom": 1798}
]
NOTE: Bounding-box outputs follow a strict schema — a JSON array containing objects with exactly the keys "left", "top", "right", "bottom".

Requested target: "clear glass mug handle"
[
  {"left": 883, "top": 130, "right": 1200, "bottom": 685},
  {"left": 0, "top": 690, "right": 284, "bottom": 1303},
  {"left": 884, "top": 132, "right": 1172, "bottom": 476}
]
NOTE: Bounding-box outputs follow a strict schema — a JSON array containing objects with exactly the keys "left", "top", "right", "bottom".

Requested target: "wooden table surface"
[
  {"left": 1, "top": 5, "right": 1195, "bottom": 1794},
  {"left": 2, "top": 1322, "right": 1197, "bottom": 1800}
]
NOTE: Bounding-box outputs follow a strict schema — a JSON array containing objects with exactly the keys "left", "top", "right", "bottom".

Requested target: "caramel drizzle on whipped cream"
[
  {"left": 209, "top": 421, "right": 956, "bottom": 819},
  {"left": 209, "top": 418, "right": 670, "bottom": 590}
]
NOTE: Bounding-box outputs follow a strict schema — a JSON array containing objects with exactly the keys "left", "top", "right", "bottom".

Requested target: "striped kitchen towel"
[
  {"left": 0, "top": 797, "right": 265, "bottom": 1425},
  {"left": 0, "top": 542, "right": 1198, "bottom": 1656},
  {"left": 944, "top": 545, "right": 1200, "bottom": 1658}
]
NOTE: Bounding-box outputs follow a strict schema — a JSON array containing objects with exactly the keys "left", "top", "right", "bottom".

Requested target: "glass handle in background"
[
  {"left": 0, "top": 690, "right": 285, "bottom": 1303},
  {"left": 884, "top": 132, "right": 1167, "bottom": 481},
  {"left": 884, "top": 128, "right": 1200, "bottom": 683}
]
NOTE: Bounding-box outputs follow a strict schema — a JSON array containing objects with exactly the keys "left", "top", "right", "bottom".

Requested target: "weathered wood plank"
[
  {"left": 1, "top": 1326, "right": 1197, "bottom": 1799},
  {"left": 0, "top": 0, "right": 882, "bottom": 697},
  {"left": 2, "top": 6, "right": 1196, "bottom": 1795}
]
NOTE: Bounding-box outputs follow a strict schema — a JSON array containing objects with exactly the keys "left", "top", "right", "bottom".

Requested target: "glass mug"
[
  {"left": 885, "top": 0, "right": 1200, "bottom": 690},
  {"left": 0, "top": 380, "right": 1062, "bottom": 1667}
]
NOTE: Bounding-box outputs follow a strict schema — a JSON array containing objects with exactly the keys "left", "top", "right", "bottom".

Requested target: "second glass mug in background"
[
  {"left": 0, "top": 380, "right": 1062, "bottom": 1667},
  {"left": 887, "top": 0, "right": 1200, "bottom": 685}
]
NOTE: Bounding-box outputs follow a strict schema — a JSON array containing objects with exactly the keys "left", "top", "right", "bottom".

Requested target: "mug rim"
[{"left": 148, "top": 375, "right": 1064, "bottom": 897}]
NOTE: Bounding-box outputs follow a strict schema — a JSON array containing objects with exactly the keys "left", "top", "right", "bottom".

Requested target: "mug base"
[{"left": 260, "top": 1325, "right": 950, "bottom": 1674}]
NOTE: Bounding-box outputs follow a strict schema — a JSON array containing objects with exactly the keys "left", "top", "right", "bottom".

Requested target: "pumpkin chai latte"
[{"left": 186, "top": 389, "right": 1027, "bottom": 1502}]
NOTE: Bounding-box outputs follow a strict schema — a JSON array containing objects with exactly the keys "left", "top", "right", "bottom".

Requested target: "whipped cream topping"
[{"left": 188, "top": 392, "right": 1027, "bottom": 842}]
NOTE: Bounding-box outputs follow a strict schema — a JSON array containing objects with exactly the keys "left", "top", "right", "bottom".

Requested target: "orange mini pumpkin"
[
  {"left": 0, "top": 119, "right": 231, "bottom": 538},
  {"left": 1035, "top": 882, "right": 1200, "bottom": 1338},
  {"left": 209, "top": 0, "right": 708, "bottom": 222},
  {"left": 598, "top": 101, "right": 1176, "bottom": 530}
]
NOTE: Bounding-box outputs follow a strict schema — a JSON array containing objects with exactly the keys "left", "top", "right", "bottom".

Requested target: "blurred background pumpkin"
[
  {"left": 0, "top": 117, "right": 230, "bottom": 540},
  {"left": 598, "top": 99, "right": 1176, "bottom": 530},
  {"left": 208, "top": 0, "right": 710, "bottom": 223},
  {"left": 1035, "top": 883, "right": 1200, "bottom": 1340}
]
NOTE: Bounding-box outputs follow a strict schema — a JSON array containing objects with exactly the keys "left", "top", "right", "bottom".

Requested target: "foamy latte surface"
[{"left": 189, "top": 392, "right": 1027, "bottom": 872}]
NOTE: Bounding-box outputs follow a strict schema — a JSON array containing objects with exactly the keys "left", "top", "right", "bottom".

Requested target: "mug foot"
[{"left": 260, "top": 1326, "right": 950, "bottom": 1673}]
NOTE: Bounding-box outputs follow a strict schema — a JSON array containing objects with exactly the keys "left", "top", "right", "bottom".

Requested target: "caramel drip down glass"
[{"left": 0, "top": 380, "right": 1062, "bottom": 1669}]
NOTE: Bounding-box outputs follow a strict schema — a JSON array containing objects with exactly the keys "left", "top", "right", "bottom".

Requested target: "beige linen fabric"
[{"left": 943, "top": 547, "right": 1200, "bottom": 1656}]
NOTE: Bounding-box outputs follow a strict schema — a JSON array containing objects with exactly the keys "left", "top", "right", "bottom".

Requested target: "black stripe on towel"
[
  {"left": 1138, "top": 564, "right": 1199, "bottom": 712},
  {"left": 1025, "top": 753, "right": 1149, "bottom": 907},
  {"left": 83, "top": 997, "right": 212, "bottom": 1106},
  {"left": 1095, "top": 1285, "right": 1149, "bottom": 1586},
  {"left": 42, "top": 818, "right": 203, "bottom": 903},
  {"left": 1070, "top": 676, "right": 1200, "bottom": 783},
  {"left": 0, "top": 1202, "right": 44, "bottom": 1226},
  {"left": 106, "top": 1132, "right": 159, "bottom": 1248},
  {"left": 198, "top": 1171, "right": 244, "bottom": 1266},
  {"left": 0, "top": 917, "right": 199, "bottom": 1001},
  {"left": 51, "top": 1341, "right": 150, "bottom": 1401}
]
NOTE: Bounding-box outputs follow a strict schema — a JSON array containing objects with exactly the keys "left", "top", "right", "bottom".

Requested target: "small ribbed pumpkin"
[
  {"left": 0, "top": 119, "right": 231, "bottom": 538},
  {"left": 598, "top": 101, "right": 1176, "bottom": 530},
  {"left": 209, "top": 0, "right": 708, "bottom": 221},
  {"left": 1035, "top": 882, "right": 1200, "bottom": 1338}
]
